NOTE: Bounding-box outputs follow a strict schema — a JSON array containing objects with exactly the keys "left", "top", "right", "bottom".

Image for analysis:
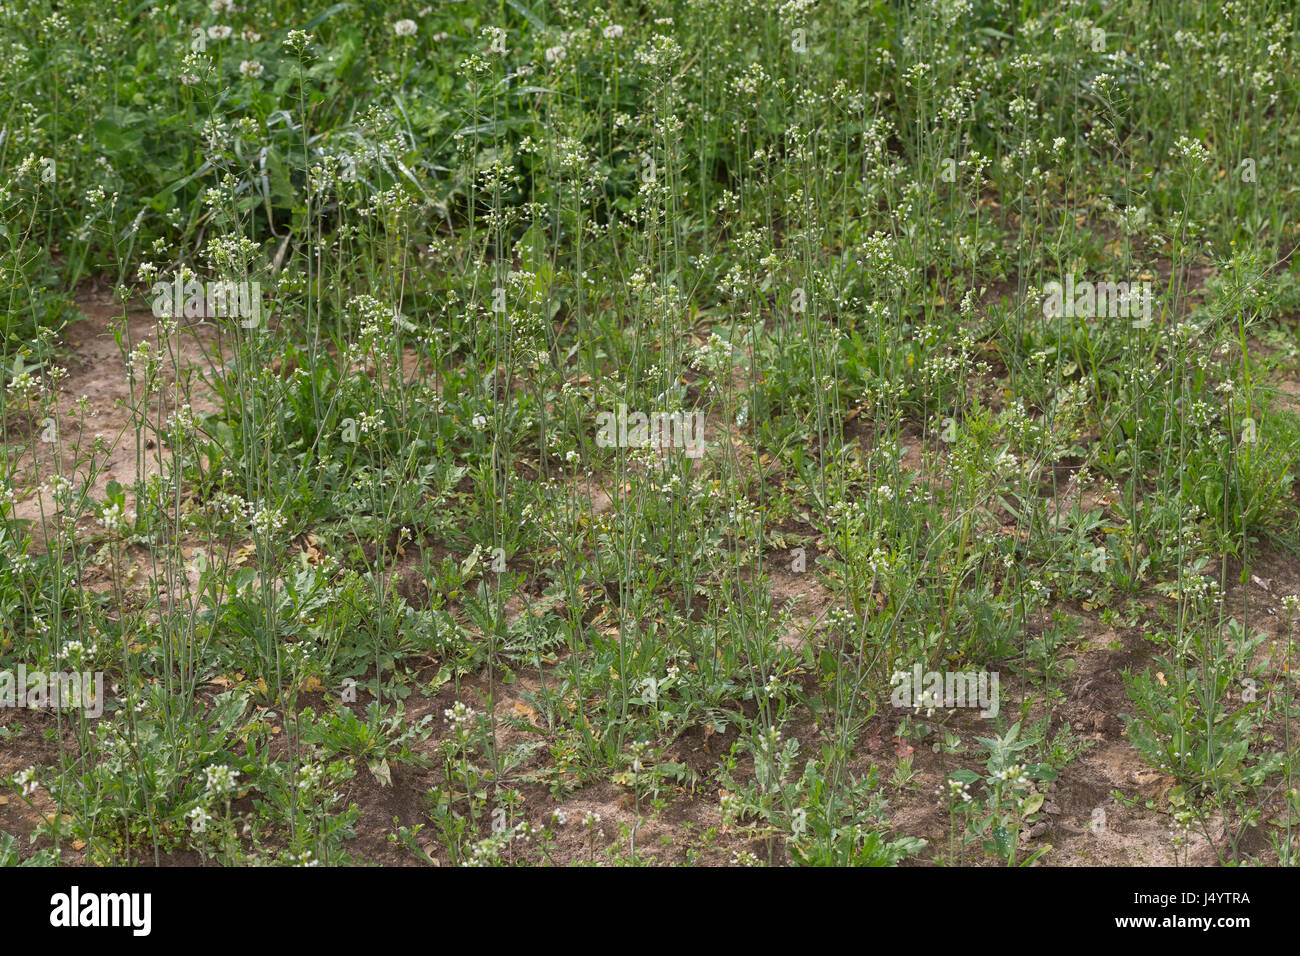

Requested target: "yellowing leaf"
[
  {"left": 511, "top": 700, "right": 539, "bottom": 724},
  {"left": 460, "top": 544, "right": 483, "bottom": 577},
  {"left": 302, "top": 534, "right": 325, "bottom": 565},
  {"left": 368, "top": 757, "right": 392, "bottom": 787}
]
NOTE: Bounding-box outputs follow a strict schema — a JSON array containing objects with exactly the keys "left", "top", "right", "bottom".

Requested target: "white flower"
[
  {"left": 444, "top": 701, "right": 477, "bottom": 729},
  {"left": 56, "top": 639, "right": 97, "bottom": 665},
  {"left": 394, "top": 19, "right": 417, "bottom": 37},
  {"left": 239, "top": 60, "right": 263, "bottom": 77},
  {"left": 209, "top": 0, "right": 236, "bottom": 12},
  {"left": 100, "top": 501, "right": 129, "bottom": 532},
  {"left": 482, "top": 25, "right": 506, "bottom": 54},
  {"left": 1173, "top": 135, "right": 1211, "bottom": 166},
  {"left": 545, "top": 45, "right": 566, "bottom": 63},
  {"left": 241, "top": 27, "right": 261, "bottom": 42},
  {"left": 603, "top": 24, "right": 623, "bottom": 39},
  {"left": 207, "top": 25, "right": 233, "bottom": 40},
  {"left": 203, "top": 764, "right": 240, "bottom": 798},
  {"left": 17, "top": 767, "right": 38, "bottom": 797},
  {"left": 296, "top": 763, "right": 325, "bottom": 789},
  {"left": 188, "top": 806, "right": 212, "bottom": 833},
  {"left": 249, "top": 506, "right": 286, "bottom": 536},
  {"left": 628, "top": 740, "right": 650, "bottom": 773},
  {"left": 283, "top": 30, "right": 313, "bottom": 54}
]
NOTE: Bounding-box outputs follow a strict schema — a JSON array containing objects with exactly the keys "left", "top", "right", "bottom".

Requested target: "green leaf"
[
  {"left": 992, "top": 824, "right": 1012, "bottom": 859},
  {"left": 303, "top": 3, "right": 353, "bottom": 31},
  {"left": 1020, "top": 844, "right": 1053, "bottom": 866},
  {"left": 506, "top": 0, "right": 547, "bottom": 30},
  {"left": 155, "top": 160, "right": 214, "bottom": 200},
  {"left": 92, "top": 120, "right": 139, "bottom": 153}
]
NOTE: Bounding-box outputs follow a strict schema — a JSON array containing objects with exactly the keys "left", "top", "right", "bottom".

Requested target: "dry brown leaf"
[{"left": 511, "top": 700, "right": 539, "bottom": 724}]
